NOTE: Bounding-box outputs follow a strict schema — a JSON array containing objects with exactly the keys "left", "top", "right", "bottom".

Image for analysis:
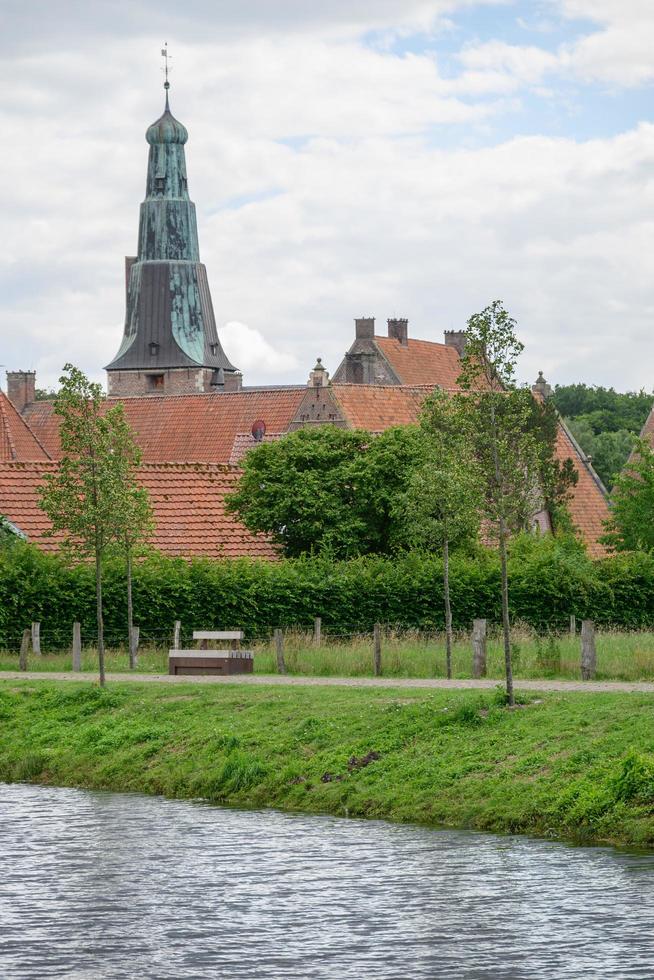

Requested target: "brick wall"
[{"left": 107, "top": 367, "right": 219, "bottom": 398}]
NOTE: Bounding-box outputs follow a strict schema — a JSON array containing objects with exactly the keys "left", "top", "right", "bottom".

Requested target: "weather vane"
[{"left": 161, "top": 41, "right": 172, "bottom": 93}]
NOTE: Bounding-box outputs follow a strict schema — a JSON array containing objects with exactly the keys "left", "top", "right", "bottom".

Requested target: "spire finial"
[{"left": 161, "top": 42, "right": 172, "bottom": 109}]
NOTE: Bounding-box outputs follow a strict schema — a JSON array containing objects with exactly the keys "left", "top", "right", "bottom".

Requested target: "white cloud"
[{"left": 1, "top": 1, "right": 654, "bottom": 396}]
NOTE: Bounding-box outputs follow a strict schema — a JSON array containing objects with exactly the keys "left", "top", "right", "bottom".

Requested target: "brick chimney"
[
  {"left": 6, "top": 371, "right": 36, "bottom": 412},
  {"left": 355, "top": 317, "right": 375, "bottom": 340},
  {"left": 387, "top": 318, "right": 408, "bottom": 346},
  {"left": 444, "top": 330, "right": 466, "bottom": 355}
]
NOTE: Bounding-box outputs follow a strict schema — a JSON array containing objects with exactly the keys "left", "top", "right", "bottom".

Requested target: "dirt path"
[{"left": 1, "top": 671, "right": 654, "bottom": 693}]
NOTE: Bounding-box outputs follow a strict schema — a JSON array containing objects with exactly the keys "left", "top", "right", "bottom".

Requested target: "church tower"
[{"left": 106, "top": 54, "right": 239, "bottom": 396}]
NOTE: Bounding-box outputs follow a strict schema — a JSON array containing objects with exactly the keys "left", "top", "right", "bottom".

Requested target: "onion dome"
[{"left": 146, "top": 94, "right": 188, "bottom": 145}]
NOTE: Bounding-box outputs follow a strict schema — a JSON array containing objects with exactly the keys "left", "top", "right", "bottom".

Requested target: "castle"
[{"left": 0, "top": 80, "right": 610, "bottom": 558}]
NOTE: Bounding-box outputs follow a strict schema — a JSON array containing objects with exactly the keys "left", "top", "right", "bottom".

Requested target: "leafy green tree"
[
  {"left": 566, "top": 417, "right": 636, "bottom": 489},
  {"left": 552, "top": 384, "right": 652, "bottom": 434},
  {"left": 457, "top": 300, "right": 575, "bottom": 705},
  {"left": 226, "top": 425, "right": 423, "bottom": 558},
  {"left": 107, "top": 419, "right": 154, "bottom": 668},
  {"left": 38, "top": 365, "right": 147, "bottom": 685},
  {"left": 396, "top": 390, "right": 481, "bottom": 677},
  {"left": 601, "top": 438, "right": 654, "bottom": 553}
]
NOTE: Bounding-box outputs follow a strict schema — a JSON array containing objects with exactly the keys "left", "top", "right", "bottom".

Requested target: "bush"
[{"left": 4, "top": 537, "right": 654, "bottom": 647}]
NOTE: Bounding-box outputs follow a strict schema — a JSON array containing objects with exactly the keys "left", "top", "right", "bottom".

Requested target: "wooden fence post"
[
  {"left": 129, "top": 627, "right": 140, "bottom": 668},
  {"left": 314, "top": 617, "right": 322, "bottom": 647},
  {"left": 373, "top": 623, "right": 382, "bottom": 677},
  {"left": 72, "top": 622, "right": 82, "bottom": 672},
  {"left": 274, "top": 629, "right": 286, "bottom": 674},
  {"left": 19, "top": 629, "right": 30, "bottom": 671},
  {"left": 472, "top": 619, "right": 487, "bottom": 678},
  {"left": 569, "top": 614, "right": 576, "bottom": 637},
  {"left": 31, "top": 622, "right": 41, "bottom": 656},
  {"left": 173, "top": 620, "right": 181, "bottom": 650},
  {"left": 581, "top": 620, "right": 596, "bottom": 681}
]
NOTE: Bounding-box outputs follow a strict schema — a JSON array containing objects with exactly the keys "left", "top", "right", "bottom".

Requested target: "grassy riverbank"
[
  {"left": 2, "top": 680, "right": 654, "bottom": 848},
  {"left": 4, "top": 626, "right": 654, "bottom": 681}
]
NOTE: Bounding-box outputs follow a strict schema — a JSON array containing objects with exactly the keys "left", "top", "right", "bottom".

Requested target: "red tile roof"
[
  {"left": 332, "top": 384, "right": 439, "bottom": 429},
  {"left": 375, "top": 336, "right": 462, "bottom": 387},
  {"left": 23, "top": 389, "right": 307, "bottom": 463},
  {"left": 640, "top": 404, "right": 654, "bottom": 443},
  {"left": 0, "top": 461, "right": 278, "bottom": 560},
  {"left": 0, "top": 393, "right": 50, "bottom": 461},
  {"left": 555, "top": 421, "right": 609, "bottom": 558}
]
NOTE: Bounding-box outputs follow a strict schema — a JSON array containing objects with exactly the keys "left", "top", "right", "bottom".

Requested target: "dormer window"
[
  {"left": 181, "top": 176, "right": 188, "bottom": 190},
  {"left": 149, "top": 342, "right": 160, "bottom": 357},
  {"left": 210, "top": 343, "right": 218, "bottom": 356},
  {"left": 155, "top": 176, "right": 165, "bottom": 193}
]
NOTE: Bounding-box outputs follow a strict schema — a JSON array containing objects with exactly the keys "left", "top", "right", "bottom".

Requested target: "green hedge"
[{"left": 2, "top": 537, "right": 654, "bottom": 649}]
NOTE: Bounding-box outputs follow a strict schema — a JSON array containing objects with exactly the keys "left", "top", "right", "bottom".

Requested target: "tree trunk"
[
  {"left": 499, "top": 517, "right": 514, "bottom": 706},
  {"left": 127, "top": 547, "right": 135, "bottom": 669},
  {"left": 95, "top": 548, "right": 105, "bottom": 687},
  {"left": 490, "top": 401, "right": 514, "bottom": 707},
  {"left": 443, "top": 536, "right": 452, "bottom": 679}
]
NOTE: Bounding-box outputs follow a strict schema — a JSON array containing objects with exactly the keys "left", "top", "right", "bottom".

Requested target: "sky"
[{"left": 2, "top": 0, "right": 654, "bottom": 392}]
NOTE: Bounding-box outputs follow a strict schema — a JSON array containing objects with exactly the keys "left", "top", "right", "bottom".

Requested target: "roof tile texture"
[
  {"left": 0, "top": 461, "right": 277, "bottom": 559},
  {"left": 375, "top": 336, "right": 462, "bottom": 387},
  {"left": 0, "top": 393, "right": 50, "bottom": 461},
  {"left": 23, "top": 390, "right": 307, "bottom": 463}
]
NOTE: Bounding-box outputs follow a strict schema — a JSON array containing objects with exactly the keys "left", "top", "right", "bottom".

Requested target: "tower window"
[
  {"left": 146, "top": 373, "right": 164, "bottom": 391},
  {"left": 149, "top": 342, "right": 160, "bottom": 357},
  {"left": 155, "top": 176, "right": 165, "bottom": 192},
  {"left": 210, "top": 343, "right": 218, "bottom": 356}
]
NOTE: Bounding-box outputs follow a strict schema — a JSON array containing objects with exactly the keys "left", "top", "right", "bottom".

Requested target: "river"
[{"left": 1, "top": 783, "right": 654, "bottom": 979}]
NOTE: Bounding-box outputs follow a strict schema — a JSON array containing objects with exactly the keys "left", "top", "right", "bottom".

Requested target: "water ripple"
[{"left": 1, "top": 783, "right": 654, "bottom": 979}]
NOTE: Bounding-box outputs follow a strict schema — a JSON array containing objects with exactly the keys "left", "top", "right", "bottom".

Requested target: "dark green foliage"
[
  {"left": 601, "top": 438, "right": 654, "bottom": 553},
  {"left": 552, "top": 384, "right": 652, "bottom": 434},
  {"left": 226, "top": 425, "right": 424, "bottom": 557},
  {"left": 553, "top": 384, "right": 652, "bottom": 489},
  {"left": 5, "top": 535, "right": 654, "bottom": 646}
]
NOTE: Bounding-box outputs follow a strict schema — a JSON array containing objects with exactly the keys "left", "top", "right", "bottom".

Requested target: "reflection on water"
[{"left": 1, "top": 783, "right": 654, "bottom": 979}]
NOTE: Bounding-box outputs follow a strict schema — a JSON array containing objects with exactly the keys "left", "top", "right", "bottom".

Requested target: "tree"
[
  {"left": 565, "top": 417, "right": 636, "bottom": 490},
  {"left": 108, "top": 417, "right": 154, "bottom": 669},
  {"left": 38, "top": 365, "right": 146, "bottom": 685},
  {"left": 601, "top": 438, "right": 654, "bottom": 553},
  {"left": 226, "top": 425, "right": 424, "bottom": 558},
  {"left": 457, "top": 300, "right": 575, "bottom": 705},
  {"left": 395, "top": 390, "right": 481, "bottom": 677}
]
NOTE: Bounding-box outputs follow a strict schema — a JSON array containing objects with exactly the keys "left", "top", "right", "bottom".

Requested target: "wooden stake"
[
  {"left": 129, "top": 626, "right": 140, "bottom": 668},
  {"left": 31, "top": 622, "right": 41, "bottom": 656},
  {"left": 19, "top": 629, "right": 30, "bottom": 671},
  {"left": 569, "top": 614, "right": 576, "bottom": 637},
  {"left": 173, "top": 620, "right": 181, "bottom": 650},
  {"left": 472, "top": 619, "right": 487, "bottom": 679},
  {"left": 274, "top": 629, "right": 286, "bottom": 674},
  {"left": 581, "top": 620, "right": 596, "bottom": 681},
  {"left": 373, "top": 623, "right": 382, "bottom": 677},
  {"left": 314, "top": 616, "right": 322, "bottom": 647},
  {"left": 72, "top": 622, "right": 82, "bottom": 672}
]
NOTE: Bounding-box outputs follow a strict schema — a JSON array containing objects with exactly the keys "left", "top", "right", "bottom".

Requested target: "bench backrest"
[{"left": 193, "top": 630, "right": 244, "bottom": 641}]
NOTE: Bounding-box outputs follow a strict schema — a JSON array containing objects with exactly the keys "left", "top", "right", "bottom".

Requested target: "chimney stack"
[
  {"left": 444, "top": 330, "right": 466, "bottom": 356},
  {"left": 6, "top": 371, "right": 36, "bottom": 412},
  {"left": 355, "top": 317, "right": 375, "bottom": 340},
  {"left": 387, "top": 318, "right": 408, "bottom": 346}
]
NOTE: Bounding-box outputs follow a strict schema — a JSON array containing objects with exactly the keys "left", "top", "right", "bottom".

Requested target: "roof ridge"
[
  {"left": 0, "top": 392, "right": 52, "bottom": 461},
  {"left": 0, "top": 395, "right": 17, "bottom": 460}
]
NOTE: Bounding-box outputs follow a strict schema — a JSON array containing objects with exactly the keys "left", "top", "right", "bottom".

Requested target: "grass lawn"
[
  {"left": 4, "top": 626, "right": 654, "bottom": 681},
  {"left": 2, "top": 679, "right": 654, "bottom": 848}
]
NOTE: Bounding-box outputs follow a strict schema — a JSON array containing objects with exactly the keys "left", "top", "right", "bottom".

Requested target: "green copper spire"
[{"left": 105, "top": 49, "right": 238, "bottom": 387}]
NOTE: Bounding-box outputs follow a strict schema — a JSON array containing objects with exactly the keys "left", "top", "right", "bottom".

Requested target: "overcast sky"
[{"left": 2, "top": 0, "right": 654, "bottom": 392}]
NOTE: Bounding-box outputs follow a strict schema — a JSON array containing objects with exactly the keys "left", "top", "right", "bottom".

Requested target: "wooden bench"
[{"left": 169, "top": 630, "right": 253, "bottom": 675}]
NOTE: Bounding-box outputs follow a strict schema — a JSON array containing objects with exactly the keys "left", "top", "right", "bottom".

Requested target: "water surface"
[{"left": 1, "top": 783, "right": 653, "bottom": 979}]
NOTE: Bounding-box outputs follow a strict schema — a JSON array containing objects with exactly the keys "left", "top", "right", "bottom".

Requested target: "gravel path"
[{"left": 1, "top": 671, "right": 654, "bottom": 693}]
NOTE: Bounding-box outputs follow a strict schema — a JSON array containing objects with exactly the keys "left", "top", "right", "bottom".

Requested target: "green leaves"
[{"left": 602, "top": 438, "right": 654, "bottom": 553}]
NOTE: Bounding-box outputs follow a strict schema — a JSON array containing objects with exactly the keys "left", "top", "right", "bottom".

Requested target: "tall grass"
[{"left": 3, "top": 624, "right": 654, "bottom": 681}]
